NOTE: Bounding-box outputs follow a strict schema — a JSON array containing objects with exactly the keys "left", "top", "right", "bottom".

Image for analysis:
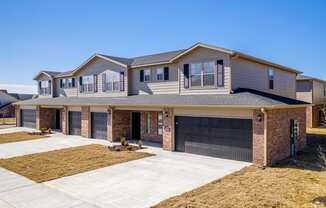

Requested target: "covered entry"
[
  {"left": 69, "top": 111, "right": 81, "bottom": 135},
  {"left": 91, "top": 112, "right": 107, "bottom": 139},
  {"left": 21, "top": 109, "right": 36, "bottom": 128},
  {"left": 175, "top": 116, "right": 253, "bottom": 162}
]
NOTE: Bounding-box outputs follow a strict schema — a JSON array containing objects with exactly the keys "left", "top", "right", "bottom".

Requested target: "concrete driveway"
[{"left": 0, "top": 127, "right": 250, "bottom": 208}]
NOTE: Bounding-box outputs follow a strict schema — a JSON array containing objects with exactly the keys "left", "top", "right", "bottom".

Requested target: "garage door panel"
[
  {"left": 21, "top": 109, "right": 36, "bottom": 128},
  {"left": 69, "top": 111, "right": 81, "bottom": 136},
  {"left": 91, "top": 112, "right": 107, "bottom": 139},
  {"left": 175, "top": 116, "right": 253, "bottom": 162}
]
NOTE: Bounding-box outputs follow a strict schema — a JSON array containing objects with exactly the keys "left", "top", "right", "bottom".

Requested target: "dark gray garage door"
[
  {"left": 91, "top": 112, "right": 107, "bottom": 139},
  {"left": 175, "top": 116, "right": 253, "bottom": 162},
  {"left": 21, "top": 109, "right": 36, "bottom": 128},
  {"left": 69, "top": 111, "right": 81, "bottom": 135}
]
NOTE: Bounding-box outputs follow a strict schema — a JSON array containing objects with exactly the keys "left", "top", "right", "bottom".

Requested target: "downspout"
[{"left": 261, "top": 108, "right": 268, "bottom": 167}]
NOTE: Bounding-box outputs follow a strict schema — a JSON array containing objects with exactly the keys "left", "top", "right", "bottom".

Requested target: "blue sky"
[{"left": 1, "top": 0, "right": 325, "bottom": 85}]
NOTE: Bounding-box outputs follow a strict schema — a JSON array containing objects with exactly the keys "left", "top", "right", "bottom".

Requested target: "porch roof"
[{"left": 15, "top": 89, "right": 310, "bottom": 109}]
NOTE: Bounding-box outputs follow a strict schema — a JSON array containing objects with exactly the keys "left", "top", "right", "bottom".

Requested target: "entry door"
[
  {"left": 91, "top": 112, "right": 108, "bottom": 139},
  {"left": 55, "top": 109, "right": 61, "bottom": 130},
  {"left": 132, "top": 112, "right": 141, "bottom": 140},
  {"left": 69, "top": 111, "right": 81, "bottom": 135},
  {"left": 175, "top": 116, "right": 253, "bottom": 162}
]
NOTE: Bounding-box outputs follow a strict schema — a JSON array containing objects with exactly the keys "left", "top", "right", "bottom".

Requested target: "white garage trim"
[
  {"left": 174, "top": 107, "right": 253, "bottom": 119},
  {"left": 20, "top": 106, "right": 37, "bottom": 110}
]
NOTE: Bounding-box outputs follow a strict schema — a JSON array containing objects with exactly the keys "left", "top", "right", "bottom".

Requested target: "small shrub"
[
  {"left": 138, "top": 140, "right": 143, "bottom": 149},
  {"left": 120, "top": 137, "right": 129, "bottom": 146}
]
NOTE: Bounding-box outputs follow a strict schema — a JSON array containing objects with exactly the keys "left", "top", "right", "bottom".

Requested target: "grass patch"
[
  {"left": 307, "top": 128, "right": 326, "bottom": 136},
  {"left": 153, "top": 136, "right": 326, "bottom": 208},
  {"left": 0, "top": 132, "right": 45, "bottom": 144},
  {"left": 0, "top": 144, "right": 153, "bottom": 183},
  {"left": 0, "top": 118, "right": 16, "bottom": 125}
]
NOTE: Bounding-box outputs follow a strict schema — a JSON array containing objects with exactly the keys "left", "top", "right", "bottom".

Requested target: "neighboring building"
[
  {"left": 15, "top": 43, "right": 309, "bottom": 166},
  {"left": 0, "top": 89, "right": 34, "bottom": 118},
  {"left": 296, "top": 75, "right": 326, "bottom": 128}
]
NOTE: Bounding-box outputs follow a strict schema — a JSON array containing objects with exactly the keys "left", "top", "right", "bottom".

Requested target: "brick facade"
[
  {"left": 39, "top": 108, "right": 56, "bottom": 129},
  {"left": 62, "top": 107, "right": 68, "bottom": 134},
  {"left": 306, "top": 104, "right": 325, "bottom": 128},
  {"left": 81, "top": 106, "right": 90, "bottom": 138},
  {"left": 253, "top": 107, "right": 306, "bottom": 166},
  {"left": 140, "top": 111, "right": 163, "bottom": 142},
  {"left": 162, "top": 108, "right": 173, "bottom": 151},
  {"left": 112, "top": 110, "right": 131, "bottom": 142}
]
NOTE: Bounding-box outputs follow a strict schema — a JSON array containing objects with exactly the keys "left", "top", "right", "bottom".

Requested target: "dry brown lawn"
[
  {"left": 153, "top": 135, "right": 326, "bottom": 208},
  {"left": 0, "top": 132, "right": 46, "bottom": 144},
  {"left": 0, "top": 144, "right": 153, "bottom": 183},
  {"left": 0, "top": 117, "right": 16, "bottom": 124}
]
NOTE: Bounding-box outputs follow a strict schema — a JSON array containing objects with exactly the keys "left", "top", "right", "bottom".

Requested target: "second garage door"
[
  {"left": 21, "top": 109, "right": 36, "bottom": 128},
  {"left": 91, "top": 112, "right": 107, "bottom": 139},
  {"left": 69, "top": 111, "right": 81, "bottom": 135},
  {"left": 175, "top": 116, "right": 253, "bottom": 162}
]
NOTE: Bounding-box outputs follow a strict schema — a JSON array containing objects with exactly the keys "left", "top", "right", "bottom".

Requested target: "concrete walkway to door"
[{"left": 0, "top": 127, "right": 250, "bottom": 208}]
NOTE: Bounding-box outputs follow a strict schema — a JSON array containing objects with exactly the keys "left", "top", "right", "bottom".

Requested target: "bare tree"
[{"left": 318, "top": 146, "right": 326, "bottom": 171}]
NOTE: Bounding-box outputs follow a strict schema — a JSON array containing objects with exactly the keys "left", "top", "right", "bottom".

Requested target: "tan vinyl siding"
[
  {"left": 129, "top": 64, "right": 179, "bottom": 95},
  {"left": 313, "top": 80, "right": 326, "bottom": 104},
  {"left": 296, "top": 80, "right": 313, "bottom": 103},
  {"left": 231, "top": 58, "right": 296, "bottom": 98},
  {"left": 75, "top": 57, "right": 128, "bottom": 97},
  {"left": 178, "top": 47, "right": 231, "bottom": 95}
]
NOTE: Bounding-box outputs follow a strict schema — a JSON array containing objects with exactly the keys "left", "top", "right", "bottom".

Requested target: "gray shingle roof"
[
  {"left": 297, "top": 74, "right": 326, "bottom": 83},
  {"left": 15, "top": 89, "right": 309, "bottom": 108},
  {"left": 130, "top": 49, "right": 186, "bottom": 66},
  {"left": 43, "top": 71, "right": 62, "bottom": 77}
]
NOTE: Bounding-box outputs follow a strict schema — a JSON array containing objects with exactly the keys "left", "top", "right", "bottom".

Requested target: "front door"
[
  {"left": 55, "top": 109, "right": 61, "bottom": 130},
  {"left": 132, "top": 112, "right": 141, "bottom": 140}
]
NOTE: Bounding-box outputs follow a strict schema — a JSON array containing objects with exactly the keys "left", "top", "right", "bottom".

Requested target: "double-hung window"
[
  {"left": 40, "top": 80, "right": 50, "bottom": 95},
  {"left": 268, "top": 69, "right": 274, "bottom": 90},
  {"left": 82, "top": 75, "right": 94, "bottom": 92},
  {"left": 144, "top": 69, "right": 151, "bottom": 82},
  {"left": 190, "top": 61, "right": 216, "bottom": 87},
  {"left": 104, "top": 72, "right": 120, "bottom": 91},
  {"left": 156, "top": 68, "right": 164, "bottom": 81}
]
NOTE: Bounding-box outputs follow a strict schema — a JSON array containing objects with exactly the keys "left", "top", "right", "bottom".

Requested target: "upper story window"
[
  {"left": 157, "top": 112, "right": 163, "bottom": 135},
  {"left": 190, "top": 61, "right": 216, "bottom": 87},
  {"left": 156, "top": 68, "right": 164, "bottom": 81},
  {"left": 268, "top": 68, "right": 274, "bottom": 90},
  {"left": 144, "top": 69, "right": 151, "bottom": 82},
  {"left": 60, "top": 78, "right": 75, "bottom": 89},
  {"left": 39, "top": 80, "right": 51, "bottom": 96},
  {"left": 102, "top": 71, "right": 124, "bottom": 92},
  {"left": 81, "top": 75, "right": 94, "bottom": 92}
]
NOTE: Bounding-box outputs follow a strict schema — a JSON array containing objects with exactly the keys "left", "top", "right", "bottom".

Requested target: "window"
[
  {"left": 82, "top": 75, "right": 94, "bottom": 92},
  {"left": 144, "top": 69, "right": 151, "bottom": 82},
  {"left": 268, "top": 69, "right": 274, "bottom": 90},
  {"left": 157, "top": 112, "right": 163, "bottom": 135},
  {"left": 39, "top": 80, "right": 51, "bottom": 95},
  {"left": 156, "top": 68, "right": 164, "bottom": 81},
  {"left": 145, "top": 112, "right": 151, "bottom": 134},
  {"left": 190, "top": 61, "right": 216, "bottom": 87},
  {"left": 103, "top": 72, "right": 120, "bottom": 91},
  {"left": 60, "top": 78, "right": 75, "bottom": 89}
]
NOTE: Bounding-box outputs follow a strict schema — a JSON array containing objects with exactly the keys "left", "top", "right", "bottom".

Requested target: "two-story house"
[
  {"left": 15, "top": 43, "right": 309, "bottom": 166},
  {"left": 296, "top": 75, "right": 326, "bottom": 128}
]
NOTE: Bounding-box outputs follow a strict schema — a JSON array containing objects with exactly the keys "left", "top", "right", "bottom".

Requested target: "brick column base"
[
  {"left": 15, "top": 105, "right": 21, "bottom": 127},
  {"left": 163, "top": 108, "right": 173, "bottom": 151},
  {"left": 81, "top": 106, "right": 90, "bottom": 138}
]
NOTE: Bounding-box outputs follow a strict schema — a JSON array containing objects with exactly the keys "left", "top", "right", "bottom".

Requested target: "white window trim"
[
  {"left": 268, "top": 68, "right": 275, "bottom": 90},
  {"left": 156, "top": 68, "right": 164, "bottom": 81},
  {"left": 144, "top": 69, "right": 151, "bottom": 82},
  {"left": 105, "top": 72, "right": 120, "bottom": 92},
  {"left": 189, "top": 61, "right": 216, "bottom": 88}
]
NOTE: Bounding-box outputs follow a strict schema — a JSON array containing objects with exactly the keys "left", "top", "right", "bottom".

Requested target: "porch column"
[
  {"left": 15, "top": 105, "right": 21, "bottom": 127},
  {"left": 61, "top": 106, "right": 68, "bottom": 134},
  {"left": 163, "top": 108, "right": 174, "bottom": 151},
  {"left": 35, "top": 106, "right": 40, "bottom": 130},
  {"left": 81, "top": 106, "right": 90, "bottom": 138},
  {"left": 107, "top": 107, "right": 113, "bottom": 142},
  {"left": 252, "top": 110, "right": 265, "bottom": 166}
]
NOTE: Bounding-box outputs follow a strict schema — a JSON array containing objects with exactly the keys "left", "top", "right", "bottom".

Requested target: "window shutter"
[
  {"left": 72, "top": 78, "right": 75, "bottom": 87},
  {"left": 94, "top": 74, "right": 98, "bottom": 92},
  {"left": 164, "top": 67, "right": 169, "bottom": 81},
  {"left": 79, "top": 76, "right": 83, "bottom": 93},
  {"left": 60, "top": 79, "right": 63, "bottom": 88},
  {"left": 120, "top": 72, "right": 125, "bottom": 91},
  {"left": 140, "top": 70, "right": 144, "bottom": 82},
  {"left": 216, "top": 60, "right": 224, "bottom": 87},
  {"left": 184, "top": 64, "right": 189, "bottom": 88},
  {"left": 48, "top": 80, "right": 52, "bottom": 94},
  {"left": 38, "top": 81, "right": 41, "bottom": 94},
  {"left": 102, "top": 73, "right": 106, "bottom": 92}
]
